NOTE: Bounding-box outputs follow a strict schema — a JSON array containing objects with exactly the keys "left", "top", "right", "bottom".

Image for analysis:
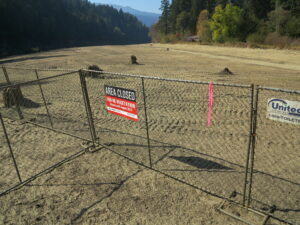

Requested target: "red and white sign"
[{"left": 105, "top": 86, "right": 138, "bottom": 121}]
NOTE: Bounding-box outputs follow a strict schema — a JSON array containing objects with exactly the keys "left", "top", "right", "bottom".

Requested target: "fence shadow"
[
  {"left": 20, "top": 97, "right": 41, "bottom": 108},
  {"left": 100, "top": 127, "right": 299, "bottom": 187},
  {"left": 25, "top": 182, "right": 121, "bottom": 187},
  {"left": 169, "top": 156, "right": 233, "bottom": 170}
]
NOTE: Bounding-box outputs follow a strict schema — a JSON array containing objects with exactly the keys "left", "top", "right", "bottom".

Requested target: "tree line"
[
  {"left": 151, "top": 0, "right": 300, "bottom": 46},
  {"left": 0, "top": 0, "right": 150, "bottom": 57}
]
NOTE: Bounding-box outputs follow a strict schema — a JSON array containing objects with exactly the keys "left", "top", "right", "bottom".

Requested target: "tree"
[
  {"left": 149, "top": 23, "right": 161, "bottom": 42},
  {"left": 196, "top": 9, "right": 211, "bottom": 41},
  {"left": 159, "top": 0, "right": 170, "bottom": 34},
  {"left": 285, "top": 16, "right": 300, "bottom": 37},
  {"left": 0, "top": 0, "right": 150, "bottom": 57},
  {"left": 269, "top": 0, "right": 300, "bottom": 37},
  {"left": 210, "top": 4, "right": 244, "bottom": 42},
  {"left": 154, "top": 0, "right": 298, "bottom": 43},
  {"left": 190, "top": 0, "right": 206, "bottom": 33},
  {"left": 248, "top": 0, "right": 272, "bottom": 19},
  {"left": 169, "top": 0, "right": 180, "bottom": 34},
  {"left": 176, "top": 11, "right": 190, "bottom": 35}
]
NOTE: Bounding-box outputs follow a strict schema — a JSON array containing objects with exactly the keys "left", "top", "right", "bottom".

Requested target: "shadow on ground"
[{"left": 0, "top": 55, "right": 68, "bottom": 64}]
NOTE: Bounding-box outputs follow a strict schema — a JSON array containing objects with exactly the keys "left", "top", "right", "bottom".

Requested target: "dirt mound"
[
  {"left": 219, "top": 67, "right": 234, "bottom": 75},
  {"left": 85, "top": 65, "right": 103, "bottom": 78},
  {"left": 131, "top": 55, "right": 138, "bottom": 64}
]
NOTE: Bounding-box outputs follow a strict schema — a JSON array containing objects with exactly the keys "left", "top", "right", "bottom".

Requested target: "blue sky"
[{"left": 90, "top": 0, "right": 162, "bottom": 14}]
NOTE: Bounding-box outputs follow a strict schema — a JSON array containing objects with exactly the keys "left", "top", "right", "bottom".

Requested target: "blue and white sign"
[{"left": 267, "top": 98, "right": 300, "bottom": 125}]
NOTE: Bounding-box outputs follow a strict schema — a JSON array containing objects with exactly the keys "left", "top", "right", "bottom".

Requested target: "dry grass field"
[{"left": 0, "top": 43, "right": 299, "bottom": 225}]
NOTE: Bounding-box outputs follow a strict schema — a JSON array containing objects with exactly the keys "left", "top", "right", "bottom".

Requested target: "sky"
[{"left": 90, "top": 0, "right": 162, "bottom": 14}]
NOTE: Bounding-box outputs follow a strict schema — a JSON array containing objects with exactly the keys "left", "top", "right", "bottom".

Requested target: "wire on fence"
[{"left": 0, "top": 67, "right": 299, "bottom": 225}]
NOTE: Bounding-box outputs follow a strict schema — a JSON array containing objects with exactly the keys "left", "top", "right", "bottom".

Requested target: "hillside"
[
  {"left": 153, "top": 0, "right": 300, "bottom": 46},
  {"left": 108, "top": 4, "right": 160, "bottom": 27},
  {"left": 0, "top": 0, "right": 150, "bottom": 58}
]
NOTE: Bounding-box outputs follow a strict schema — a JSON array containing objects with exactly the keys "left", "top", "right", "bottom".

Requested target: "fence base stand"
[
  {"left": 88, "top": 145, "right": 104, "bottom": 153},
  {"left": 81, "top": 142, "right": 103, "bottom": 153},
  {"left": 218, "top": 200, "right": 265, "bottom": 225}
]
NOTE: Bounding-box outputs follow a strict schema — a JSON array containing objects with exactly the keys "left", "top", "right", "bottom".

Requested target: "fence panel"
[
  {"left": 35, "top": 72, "right": 92, "bottom": 140},
  {"left": 0, "top": 68, "right": 7, "bottom": 85},
  {"left": 1, "top": 78, "right": 52, "bottom": 123},
  {"left": 0, "top": 68, "right": 88, "bottom": 140},
  {"left": 0, "top": 69, "right": 91, "bottom": 195},
  {"left": 86, "top": 71, "right": 152, "bottom": 166},
  {"left": 4, "top": 67, "right": 36, "bottom": 84},
  {"left": 1, "top": 67, "right": 299, "bottom": 224},
  {"left": 0, "top": 116, "right": 84, "bottom": 187},
  {"left": 144, "top": 79, "right": 253, "bottom": 202},
  {"left": 3, "top": 67, "right": 76, "bottom": 83},
  {"left": 0, "top": 116, "right": 21, "bottom": 193},
  {"left": 85, "top": 70, "right": 253, "bottom": 202},
  {"left": 250, "top": 88, "right": 300, "bottom": 224}
]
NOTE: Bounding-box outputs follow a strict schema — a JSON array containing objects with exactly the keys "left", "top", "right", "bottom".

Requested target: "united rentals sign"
[{"left": 267, "top": 98, "right": 300, "bottom": 125}]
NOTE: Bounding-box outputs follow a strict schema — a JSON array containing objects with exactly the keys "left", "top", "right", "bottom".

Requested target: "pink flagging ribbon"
[{"left": 207, "top": 82, "right": 213, "bottom": 127}]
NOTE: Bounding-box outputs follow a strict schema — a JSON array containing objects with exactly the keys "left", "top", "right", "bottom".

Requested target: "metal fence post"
[
  {"left": 35, "top": 70, "right": 53, "bottom": 128},
  {"left": 0, "top": 113, "right": 22, "bottom": 183},
  {"left": 141, "top": 77, "right": 152, "bottom": 168},
  {"left": 247, "top": 86, "right": 259, "bottom": 207},
  {"left": 2, "top": 66, "right": 11, "bottom": 84},
  {"left": 242, "top": 84, "right": 255, "bottom": 206},
  {"left": 79, "top": 70, "right": 97, "bottom": 144},
  {"left": 2, "top": 66, "right": 24, "bottom": 120}
]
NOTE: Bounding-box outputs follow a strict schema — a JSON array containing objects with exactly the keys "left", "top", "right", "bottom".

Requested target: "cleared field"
[
  {"left": 1, "top": 43, "right": 299, "bottom": 88},
  {"left": 0, "top": 44, "right": 299, "bottom": 225}
]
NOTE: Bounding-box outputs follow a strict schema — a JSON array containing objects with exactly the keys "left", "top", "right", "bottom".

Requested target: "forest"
[
  {"left": 152, "top": 0, "right": 300, "bottom": 46},
  {"left": 0, "top": 0, "right": 150, "bottom": 57}
]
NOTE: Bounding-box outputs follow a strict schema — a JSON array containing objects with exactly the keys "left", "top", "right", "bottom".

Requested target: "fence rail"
[{"left": 0, "top": 67, "right": 299, "bottom": 225}]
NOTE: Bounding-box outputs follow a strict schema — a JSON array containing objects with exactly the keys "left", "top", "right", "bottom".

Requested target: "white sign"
[{"left": 267, "top": 98, "right": 300, "bottom": 125}]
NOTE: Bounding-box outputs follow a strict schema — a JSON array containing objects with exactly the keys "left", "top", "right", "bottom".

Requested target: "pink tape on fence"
[{"left": 207, "top": 82, "right": 213, "bottom": 127}]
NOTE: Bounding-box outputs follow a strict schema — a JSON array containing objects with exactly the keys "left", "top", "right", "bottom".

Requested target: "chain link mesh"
[
  {"left": 0, "top": 118, "right": 83, "bottom": 183},
  {"left": 0, "top": 69, "right": 88, "bottom": 194},
  {"left": 0, "top": 70, "right": 91, "bottom": 140},
  {"left": 250, "top": 88, "right": 300, "bottom": 224},
  {"left": 3, "top": 67, "right": 37, "bottom": 84},
  {"left": 85, "top": 71, "right": 253, "bottom": 202},
  {"left": 0, "top": 69, "right": 6, "bottom": 85},
  {"left": 0, "top": 67, "right": 299, "bottom": 224},
  {"left": 86, "top": 73, "right": 151, "bottom": 166},
  {"left": 36, "top": 72, "right": 91, "bottom": 140},
  {"left": 145, "top": 79, "right": 252, "bottom": 201},
  {"left": 0, "top": 117, "right": 20, "bottom": 193}
]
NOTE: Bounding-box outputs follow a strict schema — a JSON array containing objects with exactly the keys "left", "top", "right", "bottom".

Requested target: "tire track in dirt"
[
  {"left": 70, "top": 169, "right": 144, "bottom": 224},
  {"left": 162, "top": 48, "right": 300, "bottom": 71}
]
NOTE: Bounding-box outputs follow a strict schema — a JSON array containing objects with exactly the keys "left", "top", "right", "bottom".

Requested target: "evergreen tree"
[
  {"left": 159, "top": 0, "right": 171, "bottom": 34},
  {"left": 169, "top": 0, "right": 181, "bottom": 33},
  {"left": 176, "top": 11, "right": 191, "bottom": 35},
  {"left": 0, "top": 0, "right": 150, "bottom": 57}
]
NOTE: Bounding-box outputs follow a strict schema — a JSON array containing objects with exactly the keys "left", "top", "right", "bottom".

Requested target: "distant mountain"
[{"left": 99, "top": 4, "right": 160, "bottom": 27}]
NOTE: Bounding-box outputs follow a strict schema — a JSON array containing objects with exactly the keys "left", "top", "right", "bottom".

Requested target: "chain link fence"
[
  {"left": 85, "top": 71, "right": 156, "bottom": 167},
  {"left": 142, "top": 78, "right": 253, "bottom": 201},
  {"left": 0, "top": 68, "right": 89, "bottom": 196},
  {"left": 0, "top": 67, "right": 299, "bottom": 224},
  {"left": 249, "top": 87, "right": 300, "bottom": 225}
]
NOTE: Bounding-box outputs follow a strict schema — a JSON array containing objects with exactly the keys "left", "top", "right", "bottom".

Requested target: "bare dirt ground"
[
  {"left": 1, "top": 43, "right": 299, "bottom": 88},
  {"left": 0, "top": 44, "right": 299, "bottom": 225}
]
